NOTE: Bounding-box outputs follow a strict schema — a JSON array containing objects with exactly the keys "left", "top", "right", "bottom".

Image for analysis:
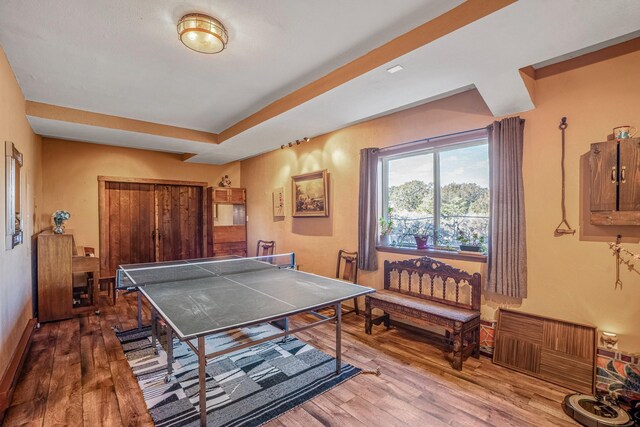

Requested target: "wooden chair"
[
  {"left": 83, "top": 246, "right": 116, "bottom": 306},
  {"left": 83, "top": 246, "right": 96, "bottom": 290},
  {"left": 336, "top": 250, "right": 360, "bottom": 315},
  {"left": 71, "top": 246, "right": 97, "bottom": 307},
  {"left": 256, "top": 240, "right": 276, "bottom": 257}
]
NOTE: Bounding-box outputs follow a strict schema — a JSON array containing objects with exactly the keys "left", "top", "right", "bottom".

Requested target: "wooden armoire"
[
  {"left": 206, "top": 187, "right": 247, "bottom": 257},
  {"left": 98, "top": 177, "right": 206, "bottom": 278}
]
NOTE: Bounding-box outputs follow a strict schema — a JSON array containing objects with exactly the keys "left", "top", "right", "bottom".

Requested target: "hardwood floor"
[{"left": 3, "top": 292, "right": 579, "bottom": 426}]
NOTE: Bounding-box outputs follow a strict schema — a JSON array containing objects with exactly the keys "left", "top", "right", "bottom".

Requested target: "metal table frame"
[
  {"left": 147, "top": 295, "right": 348, "bottom": 427},
  {"left": 116, "top": 256, "right": 372, "bottom": 426}
]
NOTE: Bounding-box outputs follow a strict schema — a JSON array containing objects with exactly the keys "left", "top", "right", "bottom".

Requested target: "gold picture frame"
[{"left": 291, "top": 170, "right": 329, "bottom": 217}]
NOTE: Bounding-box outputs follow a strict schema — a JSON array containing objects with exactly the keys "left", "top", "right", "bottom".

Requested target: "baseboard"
[{"left": 0, "top": 318, "right": 37, "bottom": 420}]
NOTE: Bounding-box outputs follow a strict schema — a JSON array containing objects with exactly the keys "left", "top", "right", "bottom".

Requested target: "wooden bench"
[{"left": 365, "top": 257, "right": 481, "bottom": 370}]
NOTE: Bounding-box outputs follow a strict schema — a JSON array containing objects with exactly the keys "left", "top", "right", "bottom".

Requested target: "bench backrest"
[{"left": 384, "top": 257, "right": 481, "bottom": 311}]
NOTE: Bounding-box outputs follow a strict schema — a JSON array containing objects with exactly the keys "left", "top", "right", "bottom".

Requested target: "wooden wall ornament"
[
  {"left": 273, "top": 187, "right": 284, "bottom": 217},
  {"left": 608, "top": 234, "right": 640, "bottom": 289},
  {"left": 555, "top": 117, "right": 576, "bottom": 236}
]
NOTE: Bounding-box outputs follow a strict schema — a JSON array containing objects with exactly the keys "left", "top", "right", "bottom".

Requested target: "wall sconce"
[
  {"left": 600, "top": 331, "right": 618, "bottom": 349},
  {"left": 281, "top": 137, "right": 311, "bottom": 149}
]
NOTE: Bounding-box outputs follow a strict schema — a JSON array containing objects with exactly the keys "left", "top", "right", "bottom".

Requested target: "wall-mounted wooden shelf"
[{"left": 590, "top": 210, "right": 640, "bottom": 226}]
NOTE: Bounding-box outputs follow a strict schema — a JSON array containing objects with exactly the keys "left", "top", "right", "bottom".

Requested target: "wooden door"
[
  {"left": 103, "top": 182, "right": 156, "bottom": 276},
  {"left": 619, "top": 138, "right": 640, "bottom": 211},
  {"left": 156, "top": 185, "right": 204, "bottom": 261},
  {"left": 589, "top": 141, "right": 617, "bottom": 211}
]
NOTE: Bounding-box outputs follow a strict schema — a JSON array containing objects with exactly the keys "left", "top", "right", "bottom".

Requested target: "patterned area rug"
[{"left": 116, "top": 324, "right": 360, "bottom": 427}]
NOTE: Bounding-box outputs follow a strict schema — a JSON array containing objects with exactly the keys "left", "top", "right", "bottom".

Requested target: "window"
[{"left": 380, "top": 131, "right": 489, "bottom": 252}]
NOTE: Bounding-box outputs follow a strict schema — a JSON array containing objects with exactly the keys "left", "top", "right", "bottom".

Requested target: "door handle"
[
  {"left": 621, "top": 166, "right": 626, "bottom": 183},
  {"left": 611, "top": 166, "right": 617, "bottom": 184}
]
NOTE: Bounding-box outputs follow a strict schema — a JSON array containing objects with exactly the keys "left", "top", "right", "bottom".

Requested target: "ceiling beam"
[
  {"left": 218, "top": 0, "right": 516, "bottom": 143},
  {"left": 25, "top": 101, "right": 219, "bottom": 144},
  {"left": 534, "top": 36, "right": 640, "bottom": 80},
  {"left": 475, "top": 68, "right": 535, "bottom": 117}
]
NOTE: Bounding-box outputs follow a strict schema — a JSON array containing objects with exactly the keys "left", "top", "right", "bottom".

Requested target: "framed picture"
[
  {"left": 291, "top": 170, "right": 329, "bottom": 217},
  {"left": 273, "top": 187, "right": 284, "bottom": 217}
]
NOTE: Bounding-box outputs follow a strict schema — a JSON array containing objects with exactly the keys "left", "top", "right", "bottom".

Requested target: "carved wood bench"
[{"left": 365, "top": 257, "right": 481, "bottom": 370}]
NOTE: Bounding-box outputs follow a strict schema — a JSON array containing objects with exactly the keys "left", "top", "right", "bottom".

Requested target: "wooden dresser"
[{"left": 37, "top": 231, "right": 100, "bottom": 322}]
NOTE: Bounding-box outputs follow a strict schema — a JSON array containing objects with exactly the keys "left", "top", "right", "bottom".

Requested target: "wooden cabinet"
[
  {"left": 212, "top": 187, "right": 245, "bottom": 204},
  {"left": 37, "top": 231, "right": 100, "bottom": 322},
  {"left": 590, "top": 137, "right": 640, "bottom": 225},
  {"left": 206, "top": 187, "right": 247, "bottom": 257}
]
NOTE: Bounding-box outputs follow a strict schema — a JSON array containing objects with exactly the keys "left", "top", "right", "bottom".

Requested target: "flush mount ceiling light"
[
  {"left": 386, "top": 64, "right": 404, "bottom": 74},
  {"left": 177, "top": 13, "right": 228, "bottom": 54}
]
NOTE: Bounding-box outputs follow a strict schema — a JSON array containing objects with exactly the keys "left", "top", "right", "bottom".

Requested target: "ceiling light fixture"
[
  {"left": 177, "top": 13, "right": 228, "bottom": 54},
  {"left": 386, "top": 65, "right": 404, "bottom": 74}
]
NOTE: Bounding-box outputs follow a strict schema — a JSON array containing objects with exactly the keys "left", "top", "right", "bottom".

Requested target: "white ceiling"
[{"left": 1, "top": 0, "right": 640, "bottom": 164}]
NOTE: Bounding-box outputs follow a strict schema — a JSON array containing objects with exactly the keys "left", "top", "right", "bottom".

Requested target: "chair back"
[
  {"left": 256, "top": 240, "right": 275, "bottom": 257},
  {"left": 83, "top": 247, "right": 96, "bottom": 257},
  {"left": 336, "top": 250, "right": 358, "bottom": 284}
]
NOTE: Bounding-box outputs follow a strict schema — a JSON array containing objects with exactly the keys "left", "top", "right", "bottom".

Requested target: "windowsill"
[{"left": 376, "top": 245, "right": 487, "bottom": 263}]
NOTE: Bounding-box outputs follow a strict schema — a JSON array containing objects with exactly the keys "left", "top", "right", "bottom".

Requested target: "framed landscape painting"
[{"left": 291, "top": 170, "right": 328, "bottom": 217}]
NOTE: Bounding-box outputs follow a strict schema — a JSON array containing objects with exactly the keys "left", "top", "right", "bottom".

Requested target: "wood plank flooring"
[{"left": 3, "top": 293, "right": 579, "bottom": 426}]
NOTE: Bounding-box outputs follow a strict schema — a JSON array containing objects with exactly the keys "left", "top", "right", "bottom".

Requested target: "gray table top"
[{"left": 119, "top": 256, "right": 374, "bottom": 339}]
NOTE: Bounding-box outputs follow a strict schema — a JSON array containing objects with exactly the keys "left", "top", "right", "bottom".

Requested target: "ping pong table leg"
[
  {"left": 335, "top": 303, "right": 342, "bottom": 374},
  {"left": 137, "top": 291, "right": 143, "bottom": 330},
  {"left": 165, "top": 326, "right": 174, "bottom": 383},
  {"left": 198, "top": 336, "right": 207, "bottom": 427},
  {"left": 151, "top": 307, "right": 157, "bottom": 353},
  {"left": 281, "top": 317, "right": 289, "bottom": 343}
]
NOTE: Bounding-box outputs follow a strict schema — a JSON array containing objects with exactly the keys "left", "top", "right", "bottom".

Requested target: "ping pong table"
[{"left": 116, "top": 253, "right": 374, "bottom": 426}]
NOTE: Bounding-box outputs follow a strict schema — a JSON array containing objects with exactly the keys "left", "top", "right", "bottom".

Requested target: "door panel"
[
  {"left": 619, "top": 138, "right": 640, "bottom": 211},
  {"left": 105, "top": 182, "right": 156, "bottom": 276},
  {"left": 229, "top": 188, "right": 245, "bottom": 203},
  {"left": 589, "top": 142, "right": 617, "bottom": 211},
  {"left": 157, "top": 184, "right": 203, "bottom": 261}
]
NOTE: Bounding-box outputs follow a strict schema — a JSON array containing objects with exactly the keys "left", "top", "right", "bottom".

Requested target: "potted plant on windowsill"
[
  {"left": 379, "top": 208, "right": 394, "bottom": 246},
  {"left": 457, "top": 229, "right": 485, "bottom": 253},
  {"left": 411, "top": 222, "right": 433, "bottom": 250}
]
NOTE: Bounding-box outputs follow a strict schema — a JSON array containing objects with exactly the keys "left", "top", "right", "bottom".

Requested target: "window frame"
[{"left": 377, "top": 129, "right": 489, "bottom": 261}]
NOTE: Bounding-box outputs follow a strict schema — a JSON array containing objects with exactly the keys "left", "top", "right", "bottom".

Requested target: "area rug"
[{"left": 116, "top": 323, "right": 360, "bottom": 427}]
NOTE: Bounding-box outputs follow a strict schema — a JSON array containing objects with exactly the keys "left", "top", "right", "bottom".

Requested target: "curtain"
[
  {"left": 487, "top": 117, "right": 527, "bottom": 298},
  {"left": 358, "top": 148, "right": 379, "bottom": 271}
]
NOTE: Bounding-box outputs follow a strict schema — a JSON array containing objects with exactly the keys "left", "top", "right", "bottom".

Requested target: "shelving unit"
[{"left": 206, "top": 187, "right": 248, "bottom": 257}]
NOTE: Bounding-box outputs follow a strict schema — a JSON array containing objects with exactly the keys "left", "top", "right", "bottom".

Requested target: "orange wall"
[
  {"left": 0, "top": 47, "right": 42, "bottom": 378},
  {"left": 241, "top": 51, "right": 640, "bottom": 352},
  {"left": 40, "top": 139, "right": 240, "bottom": 253}
]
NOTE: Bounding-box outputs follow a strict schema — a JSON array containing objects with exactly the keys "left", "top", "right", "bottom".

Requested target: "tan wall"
[
  {"left": 0, "top": 48, "right": 42, "bottom": 378},
  {"left": 40, "top": 139, "right": 240, "bottom": 253},
  {"left": 241, "top": 51, "right": 640, "bottom": 352}
]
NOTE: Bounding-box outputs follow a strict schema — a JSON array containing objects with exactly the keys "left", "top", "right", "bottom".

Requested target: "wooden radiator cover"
[{"left": 493, "top": 309, "right": 596, "bottom": 394}]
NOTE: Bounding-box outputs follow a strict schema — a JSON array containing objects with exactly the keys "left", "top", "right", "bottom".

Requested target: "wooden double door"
[{"left": 99, "top": 177, "right": 206, "bottom": 277}]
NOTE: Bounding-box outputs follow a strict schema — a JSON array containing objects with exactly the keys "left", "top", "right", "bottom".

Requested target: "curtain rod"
[{"left": 377, "top": 126, "right": 487, "bottom": 153}]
